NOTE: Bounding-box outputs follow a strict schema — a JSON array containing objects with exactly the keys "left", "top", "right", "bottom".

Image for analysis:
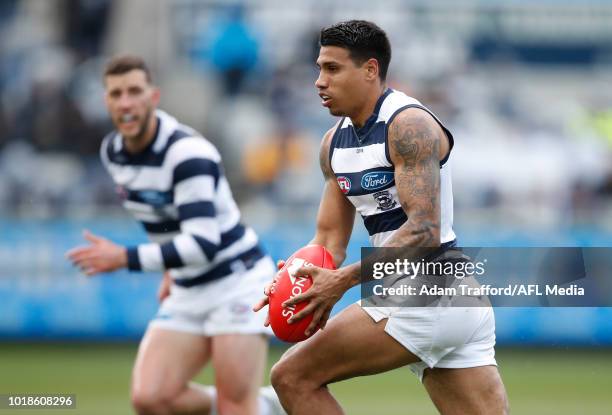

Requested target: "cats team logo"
[
  {"left": 337, "top": 176, "right": 351, "bottom": 194},
  {"left": 373, "top": 190, "right": 397, "bottom": 211}
]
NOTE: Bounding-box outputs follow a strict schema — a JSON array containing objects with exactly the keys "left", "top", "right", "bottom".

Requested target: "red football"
[{"left": 268, "top": 245, "right": 336, "bottom": 343}]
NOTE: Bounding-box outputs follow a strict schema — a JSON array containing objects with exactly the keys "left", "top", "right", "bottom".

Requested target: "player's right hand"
[
  {"left": 158, "top": 271, "right": 172, "bottom": 302},
  {"left": 66, "top": 230, "right": 127, "bottom": 276},
  {"left": 252, "top": 260, "right": 285, "bottom": 326}
]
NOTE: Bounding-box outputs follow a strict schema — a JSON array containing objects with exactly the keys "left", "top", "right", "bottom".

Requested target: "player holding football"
[
  {"left": 255, "top": 21, "right": 509, "bottom": 414},
  {"left": 67, "top": 55, "right": 285, "bottom": 415}
]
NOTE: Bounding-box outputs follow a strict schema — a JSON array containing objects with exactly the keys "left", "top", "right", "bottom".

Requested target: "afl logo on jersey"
[
  {"left": 116, "top": 185, "right": 128, "bottom": 201},
  {"left": 337, "top": 176, "right": 351, "bottom": 194}
]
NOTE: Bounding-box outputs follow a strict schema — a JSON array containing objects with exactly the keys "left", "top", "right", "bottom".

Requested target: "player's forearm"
[
  {"left": 126, "top": 233, "right": 218, "bottom": 272},
  {"left": 309, "top": 235, "right": 348, "bottom": 268},
  {"left": 126, "top": 243, "right": 164, "bottom": 272},
  {"left": 333, "top": 219, "right": 440, "bottom": 288},
  {"left": 332, "top": 223, "right": 440, "bottom": 290},
  {"left": 383, "top": 217, "right": 441, "bottom": 249},
  {"left": 306, "top": 234, "right": 360, "bottom": 292},
  {"left": 310, "top": 216, "right": 353, "bottom": 268},
  {"left": 336, "top": 261, "right": 361, "bottom": 288}
]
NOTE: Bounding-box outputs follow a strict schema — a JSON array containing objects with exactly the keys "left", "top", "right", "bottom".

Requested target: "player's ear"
[
  {"left": 103, "top": 91, "right": 109, "bottom": 107},
  {"left": 364, "top": 58, "right": 379, "bottom": 81},
  {"left": 102, "top": 82, "right": 111, "bottom": 107},
  {"left": 151, "top": 86, "right": 161, "bottom": 106}
]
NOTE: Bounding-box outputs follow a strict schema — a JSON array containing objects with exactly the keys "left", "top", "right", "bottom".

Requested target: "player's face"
[
  {"left": 104, "top": 69, "right": 159, "bottom": 140},
  {"left": 315, "top": 46, "right": 371, "bottom": 118}
]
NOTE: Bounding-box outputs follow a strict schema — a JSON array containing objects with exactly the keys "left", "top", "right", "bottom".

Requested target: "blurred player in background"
[
  {"left": 255, "top": 20, "right": 509, "bottom": 414},
  {"left": 67, "top": 55, "right": 284, "bottom": 415}
]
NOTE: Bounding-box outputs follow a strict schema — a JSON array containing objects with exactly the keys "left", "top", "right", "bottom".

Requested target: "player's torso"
[
  {"left": 329, "top": 88, "right": 456, "bottom": 247},
  {"left": 113, "top": 163, "right": 180, "bottom": 244},
  {"left": 101, "top": 113, "right": 237, "bottom": 244},
  {"left": 104, "top": 129, "right": 188, "bottom": 243}
]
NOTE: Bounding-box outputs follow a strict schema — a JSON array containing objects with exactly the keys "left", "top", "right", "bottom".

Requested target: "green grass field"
[{"left": 0, "top": 343, "right": 611, "bottom": 414}]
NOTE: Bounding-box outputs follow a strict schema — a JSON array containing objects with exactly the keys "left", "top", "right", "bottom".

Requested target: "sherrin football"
[{"left": 268, "top": 245, "right": 336, "bottom": 343}]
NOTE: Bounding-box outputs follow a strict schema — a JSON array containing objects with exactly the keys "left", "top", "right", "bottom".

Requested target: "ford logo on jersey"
[
  {"left": 137, "top": 190, "right": 172, "bottom": 206},
  {"left": 361, "top": 171, "right": 394, "bottom": 191}
]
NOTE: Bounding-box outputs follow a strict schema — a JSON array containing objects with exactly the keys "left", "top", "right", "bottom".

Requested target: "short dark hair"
[
  {"left": 103, "top": 55, "right": 152, "bottom": 83},
  {"left": 319, "top": 20, "right": 391, "bottom": 81}
]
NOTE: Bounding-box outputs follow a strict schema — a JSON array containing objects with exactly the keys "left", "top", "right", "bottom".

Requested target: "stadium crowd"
[{"left": 1, "top": 0, "right": 611, "bottom": 231}]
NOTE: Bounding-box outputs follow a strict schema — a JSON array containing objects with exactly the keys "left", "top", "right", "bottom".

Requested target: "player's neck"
[
  {"left": 350, "top": 84, "right": 386, "bottom": 129},
  {"left": 124, "top": 116, "right": 158, "bottom": 154}
]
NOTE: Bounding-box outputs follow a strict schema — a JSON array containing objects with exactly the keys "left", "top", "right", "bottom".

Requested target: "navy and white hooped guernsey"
[
  {"left": 100, "top": 110, "right": 266, "bottom": 287},
  {"left": 329, "top": 88, "right": 456, "bottom": 247}
]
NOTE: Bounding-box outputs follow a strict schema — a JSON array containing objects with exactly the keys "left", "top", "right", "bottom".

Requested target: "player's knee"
[
  {"left": 216, "top": 381, "right": 252, "bottom": 411},
  {"left": 496, "top": 386, "right": 510, "bottom": 415},
  {"left": 270, "top": 360, "right": 294, "bottom": 397},
  {"left": 485, "top": 377, "right": 510, "bottom": 415},
  {"left": 216, "top": 396, "right": 257, "bottom": 415},
  {"left": 131, "top": 386, "right": 173, "bottom": 415},
  {"left": 270, "top": 358, "right": 314, "bottom": 399},
  {"left": 491, "top": 392, "right": 510, "bottom": 415},
  {"left": 131, "top": 391, "right": 162, "bottom": 414}
]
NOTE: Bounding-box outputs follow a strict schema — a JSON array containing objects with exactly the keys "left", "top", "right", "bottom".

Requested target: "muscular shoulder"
[
  {"left": 319, "top": 123, "right": 340, "bottom": 179},
  {"left": 164, "top": 132, "right": 221, "bottom": 169},
  {"left": 387, "top": 107, "right": 446, "bottom": 166},
  {"left": 99, "top": 130, "right": 118, "bottom": 167}
]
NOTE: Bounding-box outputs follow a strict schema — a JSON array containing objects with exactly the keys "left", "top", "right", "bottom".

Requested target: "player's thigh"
[
  {"left": 274, "top": 304, "right": 420, "bottom": 387},
  {"left": 212, "top": 334, "right": 268, "bottom": 399},
  {"left": 423, "top": 365, "right": 508, "bottom": 415},
  {"left": 132, "top": 326, "right": 211, "bottom": 396}
]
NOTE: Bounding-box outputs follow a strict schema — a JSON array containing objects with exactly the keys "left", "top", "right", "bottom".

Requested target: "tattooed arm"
[{"left": 384, "top": 107, "right": 448, "bottom": 248}]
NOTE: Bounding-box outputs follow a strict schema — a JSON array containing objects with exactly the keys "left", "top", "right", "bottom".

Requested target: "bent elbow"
[{"left": 410, "top": 222, "right": 440, "bottom": 247}]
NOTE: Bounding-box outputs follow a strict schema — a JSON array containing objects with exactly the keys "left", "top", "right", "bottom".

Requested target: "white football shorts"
[
  {"left": 149, "top": 256, "right": 275, "bottom": 337},
  {"left": 363, "top": 305, "right": 497, "bottom": 381}
]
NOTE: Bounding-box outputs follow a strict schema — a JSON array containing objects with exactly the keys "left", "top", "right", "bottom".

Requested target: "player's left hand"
[
  {"left": 283, "top": 266, "right": 351, "bottom": 336},
  {"left": 158, "top": 271, "right": 172, "bottom": 302},
  {"left": 253, "top": 260, "right": 285, "bottom": 327},
  {"left": 66, "top": 230, "right": 127, "bottom": 276}
]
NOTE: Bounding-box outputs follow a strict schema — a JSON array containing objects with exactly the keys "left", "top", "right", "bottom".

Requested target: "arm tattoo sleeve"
[{"left": 387, "top": 111, "right": 441, "bottom": 247}]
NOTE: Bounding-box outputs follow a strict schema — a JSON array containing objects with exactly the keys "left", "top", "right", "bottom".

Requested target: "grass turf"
[{"left": 0, "top": 343, "right": 610, "bottom": 414}]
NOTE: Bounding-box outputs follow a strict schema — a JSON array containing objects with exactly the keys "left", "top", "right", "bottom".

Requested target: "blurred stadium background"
[{"left": 1, "top": 0, "right": 611, "bottom": 414}]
